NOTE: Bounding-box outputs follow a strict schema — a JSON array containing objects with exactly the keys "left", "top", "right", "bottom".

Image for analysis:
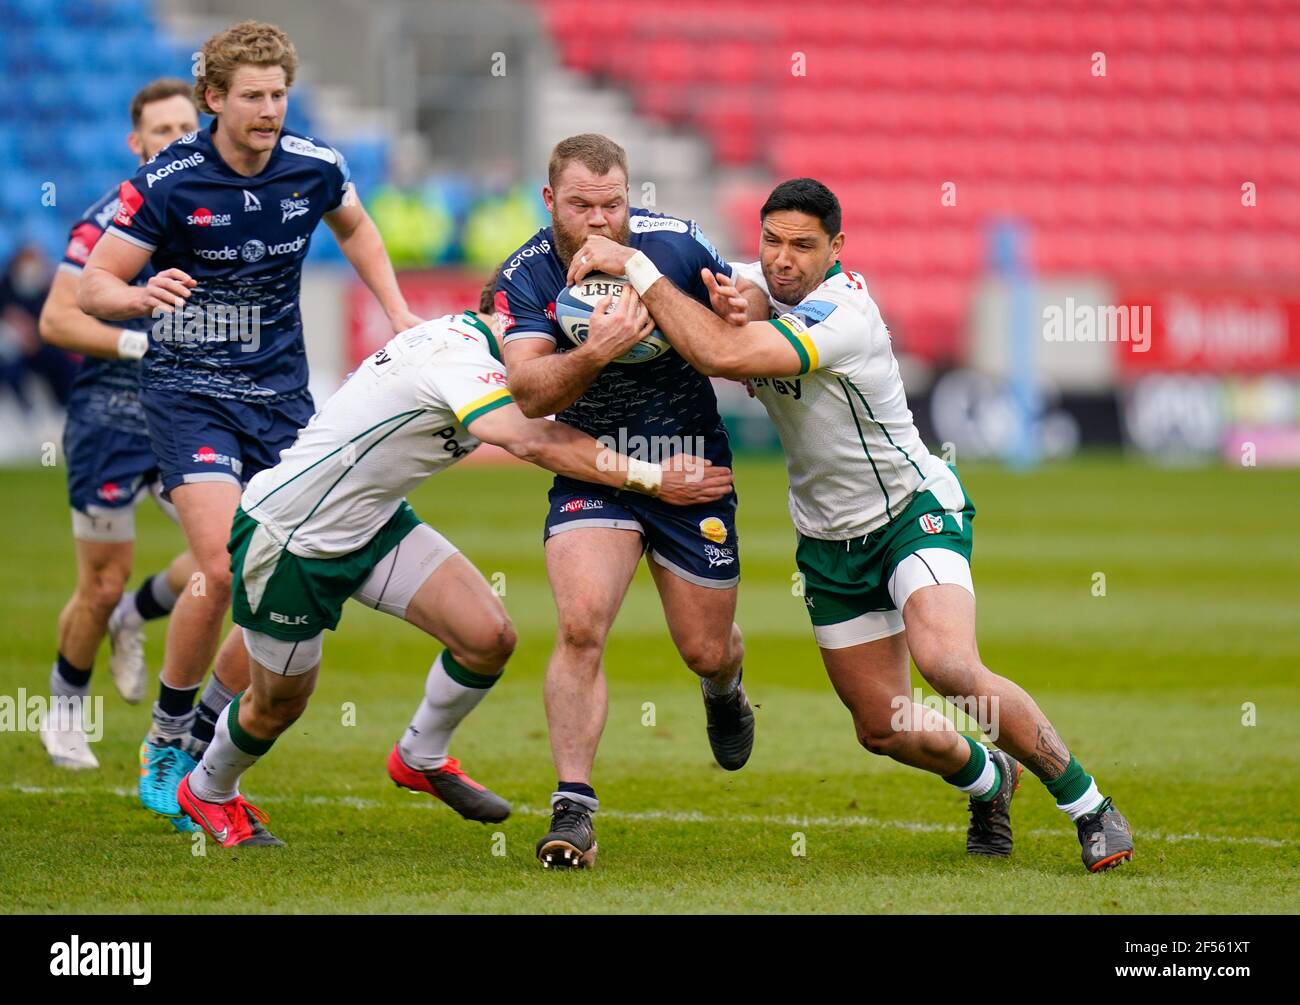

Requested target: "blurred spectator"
[
  {"left": 368, "top": 175, "right": 547, "bottom": 270},
  {"left": 462, "top": 183, "right": 548, "bottom": 270},
  {"left": 366, "top": 134, "right": 546, "bottom": 268},
  {"left": 0, "top": 245, "right": 74, "bottom": 411},
  {"left": 369, "top": 133, "right": 453, "bottom": 266},
  {"left": 370, "top": 183, "right": 455, "bottom": 266}
]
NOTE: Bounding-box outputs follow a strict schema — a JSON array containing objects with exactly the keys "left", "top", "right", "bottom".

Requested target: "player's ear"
[
  {"left": 542, "top": 185, "right": 555, "bottom": 212},
  {"left": 831, "top": 231, "right": 846, "bottom": 257},
  {"left": 126, "top": 131, "right": 142, "bottom": 158}
]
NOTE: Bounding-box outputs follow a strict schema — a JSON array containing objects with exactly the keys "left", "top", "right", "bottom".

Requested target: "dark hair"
[
  {"left": 479, "top": 265, "right": 502, "bottom": 314},
  {"left": 760, "top": 178, "right": 842, "bottom": 237},
  {"left": 130, "top": 77, "right": 195, "bottom": 129}
]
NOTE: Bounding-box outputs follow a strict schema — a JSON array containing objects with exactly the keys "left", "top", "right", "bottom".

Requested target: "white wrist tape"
[
  {"left": 623, "top": 457, "right": 663, "bottom": 496},
  {"left": 116, "top": 329, "right": 149, "bottom": 361},
  {"left": 624, "top": 250, "right": 664, "bottom": 296}
]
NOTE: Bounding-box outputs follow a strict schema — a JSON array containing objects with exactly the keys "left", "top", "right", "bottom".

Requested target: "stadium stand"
[
  {"left": 534, "top": 0, "right": 1300, "bottom": 360},
  {"left": 0, "top": 0, "right": 388, "bottom": 265}
]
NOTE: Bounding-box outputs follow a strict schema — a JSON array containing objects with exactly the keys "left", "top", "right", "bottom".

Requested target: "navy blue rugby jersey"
[
  {"left": 495, "top": 209, "right": 734, "bottom": 465},
  {"left": 60, "top": 184, "right": 153, "bottom": 431},
  {"left": 106, "top": 121, "right": 351, "bottom": 402}
]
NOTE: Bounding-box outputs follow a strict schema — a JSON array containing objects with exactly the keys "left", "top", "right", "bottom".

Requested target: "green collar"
[
  {"left": 824, "top": 261, "right": 844, "bottom": 280},
  {"left": 462, "top": 310, "right": 501, "bottom": 362}
]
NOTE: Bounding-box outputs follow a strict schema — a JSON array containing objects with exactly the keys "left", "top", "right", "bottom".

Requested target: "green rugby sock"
[
  {"left": 188, "top": 693, "right": 275, "bottom": 803},
  {"left": 1043, "top": 754, "right": 1090, "bottom": 804},
  {"left": 944, "top": 735, "right": 1002, "bottom": 801},
  {"left": 1044, "top": 755, "right": 1105, "bottom": 819}
]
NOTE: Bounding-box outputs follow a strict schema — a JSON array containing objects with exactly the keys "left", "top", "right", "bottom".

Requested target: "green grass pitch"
[{"left": 1, "top": 454, "right": 1297, "bottom": 913}]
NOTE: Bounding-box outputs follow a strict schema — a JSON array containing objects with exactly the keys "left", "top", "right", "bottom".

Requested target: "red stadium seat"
[{"left": 530, "top": 0, "right": 1300, "bottom": 362}]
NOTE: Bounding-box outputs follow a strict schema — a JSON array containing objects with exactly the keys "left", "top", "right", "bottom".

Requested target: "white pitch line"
[{"left": 6, "top": 782, "right": 1290, "bottom": 848}]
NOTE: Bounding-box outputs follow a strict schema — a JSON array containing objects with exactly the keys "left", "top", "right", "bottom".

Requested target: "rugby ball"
[{"left": 555, "top": 272, "right": 672, "bottom": 364}]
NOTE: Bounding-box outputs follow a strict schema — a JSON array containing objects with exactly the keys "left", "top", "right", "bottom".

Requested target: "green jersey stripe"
[
  {"left": 459, "top": 393, "right": 513, "bottom": 427},
  {"left": 461, "top": 311, "right": 501, "bottom": 361},
  {"left": 768, "top": 318, "right": 811, "bottom": 373},
  {"left": 245, "top": 409, "right": 424, "bottom": 512},
  {"left": 837, "top": 376, "right": 893, "bottom": 521},
  {"left": 285, "top": 410, "right": 427, "bottom": 545},
  {"left": 843, "top": 380, "right": 925, "bottom": 481}
]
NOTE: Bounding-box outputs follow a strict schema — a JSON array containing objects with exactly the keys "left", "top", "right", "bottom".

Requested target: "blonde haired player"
[
  {"left": 177, "top": 287, "right": 731, "bottom": 846},
  {"left": 568, "top": 178, "right": 1134, "bottom": 873},
  {"left": 78, "top": 21, "right": 420, "bottom": 827}
]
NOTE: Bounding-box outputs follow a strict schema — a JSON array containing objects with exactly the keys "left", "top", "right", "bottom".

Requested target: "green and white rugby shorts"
[
  {"left": 795, "top": 476, "right": 976, "bottom": 650},
  {"left": 229, "top": 502, "right": 460, "bottom": 675}
]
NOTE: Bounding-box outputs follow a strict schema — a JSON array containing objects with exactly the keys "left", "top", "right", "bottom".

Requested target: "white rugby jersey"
[
  {"left": 241, "top": 311, "right": 512, "bottom": 557},
  {"left": 731, "top": 261, "right": 962, "bottom": 540}
]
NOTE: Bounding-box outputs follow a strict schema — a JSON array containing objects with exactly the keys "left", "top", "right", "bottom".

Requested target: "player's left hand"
[
  {"left": 567, "top": 235, "right": 636, "bottom": 285},
  {"left": 702, "top": 269, "right": 748, "bottom": 326},
  {"left": 657, "top": 458, "right": 733, "bottom": 506},
  {"left": 388, "top": 308, "right": 425, "bottom": 334}
]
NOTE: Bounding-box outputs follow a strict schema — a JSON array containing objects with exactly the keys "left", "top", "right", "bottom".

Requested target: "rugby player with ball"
[
  {"left": 568, "top": 178, "right": 1135, "bottom": 873},
  {"left": 496, "top": 134, "right": 754, "bottom": 869}
]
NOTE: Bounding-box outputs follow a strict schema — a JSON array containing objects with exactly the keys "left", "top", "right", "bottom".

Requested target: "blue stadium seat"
[
  {"left": 38, "top": 31, "right": 85, "bottom": 73},
  {"left": 0, "top": 75, "right": 19, "bottom": 117},
  {"left": 9, "top": 0, "right": 64, "bottom": 28},
  {"left": 6, "top": 29, "right": 53, "bottom": 74},
  {"left": 26, "top": 213, "right": 71, "bottom": 262},
  {"left": 80, "top": 0, "right": 153, "bottom": 29},
  {"left": 2, "top": 168, "right": 49, "bottom": 216},
  {"left": 2, "top": 0, "right": 392, "bottom": 271}
]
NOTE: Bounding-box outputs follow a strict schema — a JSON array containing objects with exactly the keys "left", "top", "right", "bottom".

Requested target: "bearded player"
[
  {"left": 78, "top": 21, "right": 421, "bottom": 830},
  {"left": 495, "top": 134, "right": 751, "bottom": 868},
  {"left": 36, "top": 78, "right": 200, "bottom": 770},
  {"left": 177, "top": 284, "right": 732, "bottom": 847},
  {"left": 569, "top": 178, "right": 1135, "bottom": 873}
]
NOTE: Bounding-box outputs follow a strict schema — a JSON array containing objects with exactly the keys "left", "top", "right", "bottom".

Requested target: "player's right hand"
[
  {"left": 702, "top": 269, "right": 749, "bottom": 327},
  {"left": 585, "top": 287, "right": 654, "bottom": 364},
  {"left": 657, "top": 458, "right": 733, "bottom": 506},
  {"left": 141, "top": 268, "right": 197, "bottom": 313}
]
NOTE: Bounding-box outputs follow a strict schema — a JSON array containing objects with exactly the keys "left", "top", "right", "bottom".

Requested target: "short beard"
[
  {"left": 763, "top": 262, "right": 832, "bottom": 306},
  {"left": 552, "top": 214, "right": 630, "bottom": 269},
  {"left": 764, "top": 274, "right": 813, "bottom": 307}
]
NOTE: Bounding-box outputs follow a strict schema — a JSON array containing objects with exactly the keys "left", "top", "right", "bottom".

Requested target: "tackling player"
[
  {"left": 176, "top": 285, "right": 732, "bottom": 847},
  {"left": 569, "top": 178, "right": 1135, "bottom": 873},
  {"left": 495, "top": 134, "right": 752, "bottom": 869},
  {"left": 36, "top": 78, "right": 200, "bottom": 770},
  {"left": 77, "top": 21, "right": 421, "bottom": 829}
]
